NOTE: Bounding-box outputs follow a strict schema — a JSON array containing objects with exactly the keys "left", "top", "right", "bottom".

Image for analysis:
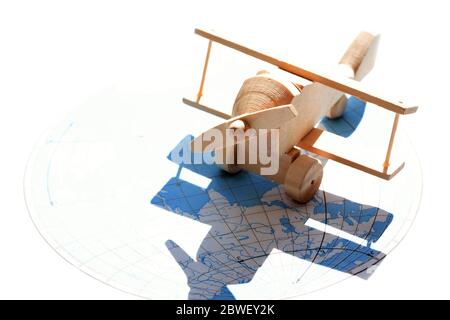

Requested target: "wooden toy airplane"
[{"left": 183, "top": 28, "right": 418, "bottom": 203}]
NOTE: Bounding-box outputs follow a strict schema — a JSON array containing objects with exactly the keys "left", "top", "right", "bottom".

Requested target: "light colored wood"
[
  {"left": 327, "top": 94, "right": 348, "bottom": 119},
  {"left": 383, "top": 113, "right": 400, "bottom": 171},
  {"left": 190, "top": 104, "right": 297, "bottom": 153},
  {"left": 196, "top": 40, "right": 212, "bottom": 103},
  {"left": 232, "top": 71, "right": 300, "bottom": 116},
  {"left": 238, "top": 104, "right": 298, "bottom": 129},
  {"left": 280, "top": 82, "right": 342, "bottom": 154},
  {"left": 284, "top": 154, "right": 323, "bottom": 203},
  {"left": 182, "top": 98, "right": 231, "bottom": 120},
  {"left": 353, "top": 33, "right": 380, "bottom": 81},
  {"left": 217, "top": 138, "right": 300, "bottom": 185},
  {"left": 227, "top": 33, "right": 379, "bottom": 155},
  {"left": 339, "top": 32, "right": 380, "bottom": 81},
  {"left": 326, "top": 32, "right": 379, "bottom": 119},
  {"left": 297, "top": 128, "right": 404, "bottom": 180},
  {"left": 195, "top": 28, "right": 418, "bottom": 115},
  {"left": 217, "top": 150, "right": 241, "bottom": 174}
]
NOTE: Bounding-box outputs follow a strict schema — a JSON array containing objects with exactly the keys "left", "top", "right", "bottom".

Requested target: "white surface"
[{"left": 0, "top": 0, "right": 448, "bottom": 299}]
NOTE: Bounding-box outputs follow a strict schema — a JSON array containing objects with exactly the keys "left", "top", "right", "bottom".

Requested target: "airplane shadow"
[
  {"left": 320, "top": 96, "right": 366, "bottom": 137},
  {"left": 151, "top": 97, "right": 391, "bottom": 300}
]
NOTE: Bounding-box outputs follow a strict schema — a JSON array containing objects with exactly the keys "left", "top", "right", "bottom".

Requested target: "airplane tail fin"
[{"left": 339, "top": 31, "right": 380, "bottom": 81}]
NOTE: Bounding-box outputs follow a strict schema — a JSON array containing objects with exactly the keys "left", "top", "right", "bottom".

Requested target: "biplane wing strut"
[
  {"left": 296, "top": 128, "right": 404, "bottom": 180},
  {"left": 183, "top": 97, "right": 231, "bottom": 120}
]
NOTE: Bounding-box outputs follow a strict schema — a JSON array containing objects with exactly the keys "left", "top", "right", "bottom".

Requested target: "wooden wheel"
[{"left": 284, "top": 154, "right": 323, "bottom": 203}]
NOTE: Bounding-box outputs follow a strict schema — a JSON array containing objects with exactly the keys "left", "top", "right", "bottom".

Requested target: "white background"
[{"left": 0, "top": 0, "right": 449, "bottom": 299}]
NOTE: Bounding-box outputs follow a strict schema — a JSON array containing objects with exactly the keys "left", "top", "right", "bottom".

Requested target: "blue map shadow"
[
  {"left": 320, "top": 96, "right": 366, "bottom": 137},
  {"left": 151, "top": 98, "right": 392, "bottom": 300}
]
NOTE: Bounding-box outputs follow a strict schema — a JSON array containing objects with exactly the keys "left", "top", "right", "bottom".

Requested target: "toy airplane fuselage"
[{"left": 184, "top": 28, "right": 418, "bottom": 203}]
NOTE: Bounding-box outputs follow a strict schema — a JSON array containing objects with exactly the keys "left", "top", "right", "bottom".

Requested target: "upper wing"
[{"left": 194, "top": 28, "right": 418, "bottom": 115}]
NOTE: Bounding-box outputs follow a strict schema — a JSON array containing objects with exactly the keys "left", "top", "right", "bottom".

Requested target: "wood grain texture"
[
  {"left": 196, "top": 40, "right": 213, "bottom": 103},
  {"left": 383, "top": 113, "right": 400, "bottom": 170},
  {"left": 232, "top": 71, "right": 299, "bottom": 116}
]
